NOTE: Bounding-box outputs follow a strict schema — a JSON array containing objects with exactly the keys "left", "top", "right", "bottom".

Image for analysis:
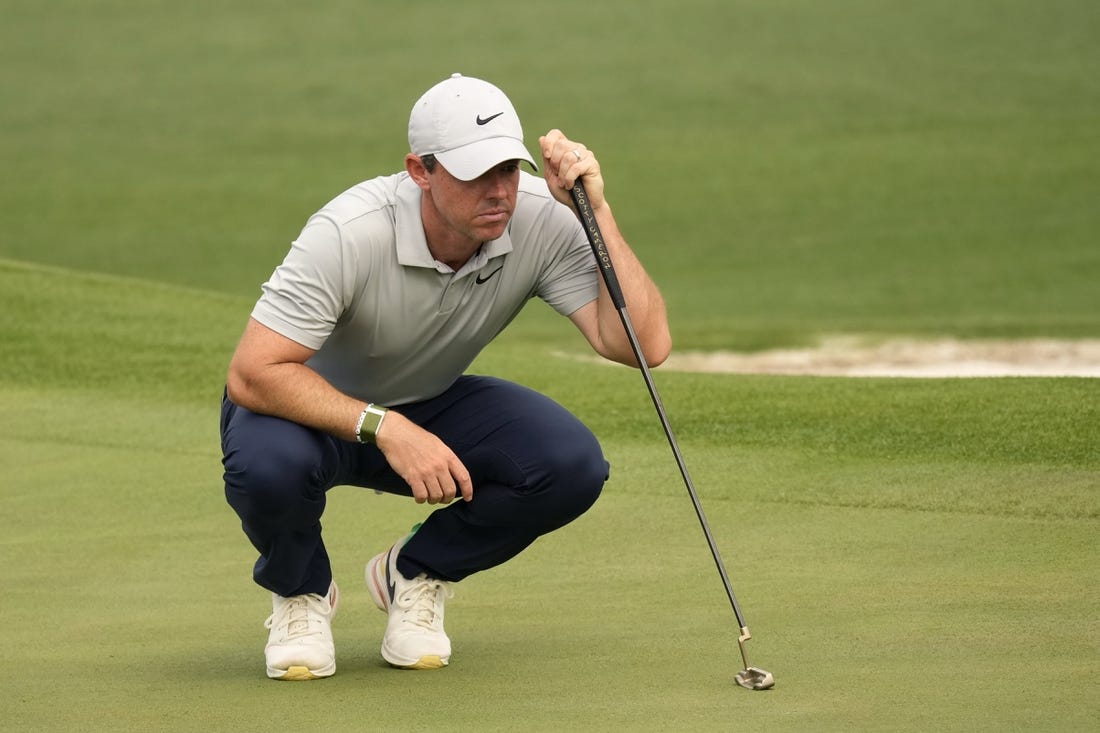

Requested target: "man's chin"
[{"left": 475, "top": 221, "right": 510, "bottom": 241}]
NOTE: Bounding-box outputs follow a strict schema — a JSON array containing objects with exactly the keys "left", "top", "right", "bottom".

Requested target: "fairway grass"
[{"left": 2, "top": 264, "right": 1096, "bottom": 731}]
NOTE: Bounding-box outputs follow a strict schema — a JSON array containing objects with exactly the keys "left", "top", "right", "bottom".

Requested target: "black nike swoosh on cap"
[
  {"left": 476, "top": 112, "right": 504, "bottom": 125},
  {"left": 475, "top": 265, "right": 503, "bottom": 284}
]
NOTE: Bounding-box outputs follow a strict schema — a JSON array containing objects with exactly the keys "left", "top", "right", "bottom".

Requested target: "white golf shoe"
[
  {"left": 366, "top": 534, "right": 453, "bottom": 669},
  {"left": 263, "top": 580, "right": 338, "bottom": 680}
]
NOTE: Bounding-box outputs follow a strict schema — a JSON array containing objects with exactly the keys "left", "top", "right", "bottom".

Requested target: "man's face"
[{"left": 422, "top": 159, "right": 521, "bottom": 247}]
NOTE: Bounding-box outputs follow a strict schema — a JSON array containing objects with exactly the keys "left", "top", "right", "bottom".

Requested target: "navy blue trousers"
[{"left": 221, "top": 375, "right": 609, "bottom": 597}]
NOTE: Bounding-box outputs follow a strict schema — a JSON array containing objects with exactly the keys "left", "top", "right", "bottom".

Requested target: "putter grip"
[{"left": 570, "top": 182, "right": 627, "bottom": 310}]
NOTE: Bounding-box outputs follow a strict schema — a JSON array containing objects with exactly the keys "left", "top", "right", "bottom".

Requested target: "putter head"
[{"left": 735, "top": 666, "right": 775, "bottom": 690}]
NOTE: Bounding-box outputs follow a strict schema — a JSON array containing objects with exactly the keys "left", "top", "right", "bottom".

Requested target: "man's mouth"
[{"left": 478, "top": 209, "right": 509, "bottom": 223}]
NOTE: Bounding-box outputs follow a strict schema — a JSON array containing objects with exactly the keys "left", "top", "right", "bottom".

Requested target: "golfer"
[{"left": 220, "top": 73, "right": 671, "bottom": 680}]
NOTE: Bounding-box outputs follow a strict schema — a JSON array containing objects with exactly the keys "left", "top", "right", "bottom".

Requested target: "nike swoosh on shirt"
[
  {"left": 475, "top": 266, "right": 504, "bottom": 284},
  {"left": 476, "top": 112, "right": 504, "bottom": 125}
]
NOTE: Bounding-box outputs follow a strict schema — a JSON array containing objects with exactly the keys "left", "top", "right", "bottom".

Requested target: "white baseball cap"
[{"left": 408, "top": 73, "right": 537, "bottom": 181}]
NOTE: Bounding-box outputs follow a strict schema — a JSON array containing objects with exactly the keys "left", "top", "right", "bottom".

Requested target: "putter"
[{"left": 570, "top": 181, "right": 775, "bottom": 691}]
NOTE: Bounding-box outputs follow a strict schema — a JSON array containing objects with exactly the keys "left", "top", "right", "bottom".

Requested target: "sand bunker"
[
  {"left": 655, "top": 338, "right": 1100, "bottom": 377},
  {"left": 562, "top": 338, "right": 1100, "bottom": 377}
]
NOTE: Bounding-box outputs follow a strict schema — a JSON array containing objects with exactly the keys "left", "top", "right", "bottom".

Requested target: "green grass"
[
  {"left": 2, "top": 260, "right": 1097, "bottom": 731},
  {"left": 2, "top": 0, "right": 1099, "bottom": 730},
  {"left": 3, "top": 1, "right": 1098, "bottom": 345}
]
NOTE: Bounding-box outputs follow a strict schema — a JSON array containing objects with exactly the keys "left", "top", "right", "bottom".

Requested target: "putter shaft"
[{"left": 569, "top": 181, "right": 775, "bottom": 691}]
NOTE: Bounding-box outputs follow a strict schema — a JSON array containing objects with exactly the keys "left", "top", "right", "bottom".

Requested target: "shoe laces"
[
  {"left": 394, "top": 576, "right": 453, "bottom": 631},
  {"left": 265, "top": 591, "right": 332, "bottom": 641}
]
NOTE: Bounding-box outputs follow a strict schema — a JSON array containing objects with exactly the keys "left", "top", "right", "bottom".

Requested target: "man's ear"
[{"left": 405, "top": 154, "right": 431, "bottom": 190}]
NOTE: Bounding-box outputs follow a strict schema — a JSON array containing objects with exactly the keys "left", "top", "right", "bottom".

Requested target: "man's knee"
[
  {"left": 537, "top": 432, "right": 608, "bottom": 523},
  {"left": 222, "top": 414, "right": 332, "bottom": 520}
]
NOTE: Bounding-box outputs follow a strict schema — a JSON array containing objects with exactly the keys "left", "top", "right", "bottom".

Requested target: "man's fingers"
[
  {"left": 409, "top": 466, "right": 468, "bottom": 505},
  {"left": 539, "top": 129, "right": 566, "bottom": 158},
  {"left": 420, "top": 475, "right": 451, "bottom": 505},
  {"left": 437, "top": 473, "right": 457, "bottom": 505},
  {"left": 454, "top": 466, "right": 474, "bottom": 502},
  {"left": 538, "top": 130, "right": 602, "bottom": 206},
  {"left": 539, "top": 131, "right": 577, "bottom": 171}
]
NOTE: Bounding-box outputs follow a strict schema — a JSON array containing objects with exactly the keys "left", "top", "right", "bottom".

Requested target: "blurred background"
[{"left": 4, "top": 0, "right": 1097, "bottom": 352}]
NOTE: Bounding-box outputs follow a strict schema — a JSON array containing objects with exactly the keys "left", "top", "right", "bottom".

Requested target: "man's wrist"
[{"left": 355, "top": 403, "right": 388, "bottom": 443}]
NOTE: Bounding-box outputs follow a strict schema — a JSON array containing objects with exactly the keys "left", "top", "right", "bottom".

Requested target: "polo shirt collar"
[{"left": 394, "top": 174, "right": 514, "bottom": 274}]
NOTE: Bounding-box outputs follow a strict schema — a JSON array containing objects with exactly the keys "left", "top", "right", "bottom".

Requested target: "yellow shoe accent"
[
  {"left": 401, "top": 655, "right": 446, "bottom": 670},
  {"left": 278, "top": 665, "right": 321, "bottom": 681}
]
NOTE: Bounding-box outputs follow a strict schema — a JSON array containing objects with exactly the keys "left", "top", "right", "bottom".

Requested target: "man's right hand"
[{"left": 375, "top": 410, "right": 473, "bottom": 505}]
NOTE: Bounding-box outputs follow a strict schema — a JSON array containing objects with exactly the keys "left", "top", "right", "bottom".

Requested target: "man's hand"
[
  {"left": 539, "top": 129, "right": 605, "bottom": 211},
  {"left": 375, "top": 410, "right": 473, "bottom": 505}
]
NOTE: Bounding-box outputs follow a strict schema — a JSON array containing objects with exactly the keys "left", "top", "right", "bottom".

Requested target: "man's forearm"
[
  {"left": 227, "top": 360, "right": 366, "bottom": 441},
  {"left": 591, "top": 203, "right": 672, "bottom": 367}
]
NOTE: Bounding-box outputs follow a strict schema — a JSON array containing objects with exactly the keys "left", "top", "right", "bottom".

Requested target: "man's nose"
[{"left": 484, "top": 169, "right": 510, "bottom": 196}]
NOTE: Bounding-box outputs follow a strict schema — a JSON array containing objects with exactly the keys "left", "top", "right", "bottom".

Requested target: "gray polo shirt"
[{"left": 251, "top": 171, "right": 598, "bottom": 405}]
